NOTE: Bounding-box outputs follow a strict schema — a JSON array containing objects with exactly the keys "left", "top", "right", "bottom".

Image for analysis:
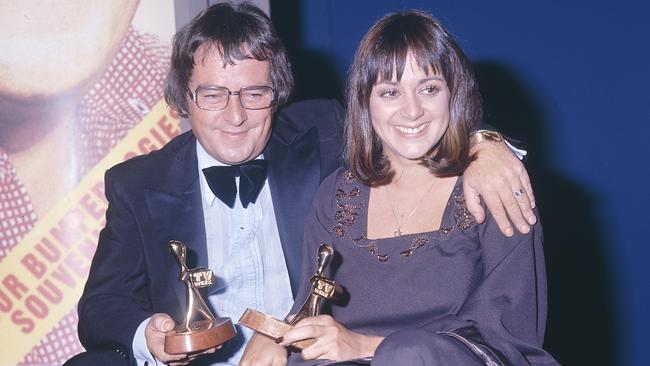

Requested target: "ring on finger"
[{"left": 513, "top": 188, "right": 525, "bottom": 198}]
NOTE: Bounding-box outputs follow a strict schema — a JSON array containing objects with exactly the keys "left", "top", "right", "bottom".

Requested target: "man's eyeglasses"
[{"left": 189, "top": 86, "right": 275, "bottom": 111}]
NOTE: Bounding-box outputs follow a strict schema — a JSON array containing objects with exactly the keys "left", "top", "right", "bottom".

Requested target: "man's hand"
[
  {"left": 280, "top": 315, "right": 382, "bottom": 361},
  {"left": 239, "top": 333, "right": 288, "bottom": 366},
  {"left": 145, "top": 313, "right": 218, "bottom": 365},
  {"left": 464, "top": 141, "right": 537, "bottom": 236}
]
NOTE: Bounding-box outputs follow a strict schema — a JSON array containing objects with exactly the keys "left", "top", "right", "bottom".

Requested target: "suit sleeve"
[
  {"left": 275, "top": 98, "right": 345, "bottom": 178},
  {"left": 472, "top": 124, "right": 527, "bottom": 160},
  {"left": 77, "top": 169, "right": 153, "bottom": 364}
]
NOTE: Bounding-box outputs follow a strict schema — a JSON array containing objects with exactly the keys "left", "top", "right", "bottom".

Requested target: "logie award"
[
  {"left": 164, "top": 240, "right": 237, "bottom": 354},
  {"left": 238, "top": 243, "right": 341, "bottom": 349}
]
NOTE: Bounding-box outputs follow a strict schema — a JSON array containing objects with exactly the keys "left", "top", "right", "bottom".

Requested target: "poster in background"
[{"left": 0, "top": 1, "right": 179, "bottom": 364}]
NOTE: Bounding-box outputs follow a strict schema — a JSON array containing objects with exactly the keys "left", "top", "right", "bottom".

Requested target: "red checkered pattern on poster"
[{"left": 0, "top": 28, "right": 170, "bottom": 365}]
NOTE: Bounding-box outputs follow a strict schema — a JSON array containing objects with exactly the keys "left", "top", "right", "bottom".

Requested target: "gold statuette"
[
  {"left": 164, "top": 240, "right": 236, "bottom": 354},
  {"left": 238, "top": 244, "right": 341, "bottom": 349}
]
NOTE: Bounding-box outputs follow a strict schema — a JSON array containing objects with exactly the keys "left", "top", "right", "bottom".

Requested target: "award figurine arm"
[
  {"left": 239, "top": 244, "right": 342, "bottom": 350},
  {"left": 164, "top": 240, "right": 237, "bottom": 354}
]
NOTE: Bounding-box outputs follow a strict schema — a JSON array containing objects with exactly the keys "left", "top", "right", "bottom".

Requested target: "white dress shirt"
[{"left": 133, "top": 142, "right": 293, "bottom": 365}]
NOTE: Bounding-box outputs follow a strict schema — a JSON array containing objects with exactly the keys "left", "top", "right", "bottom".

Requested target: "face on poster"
[
  {"left": 0, "top": 0, "right": 175, "bottom": 96},
  {"left": 0, "top": 0, "right": 176, "bottom": 213}
]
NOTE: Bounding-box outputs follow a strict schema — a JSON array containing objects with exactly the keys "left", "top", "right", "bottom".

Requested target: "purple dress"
[{"left": 288, "top": 169, "right": 559, "bottom": 366}]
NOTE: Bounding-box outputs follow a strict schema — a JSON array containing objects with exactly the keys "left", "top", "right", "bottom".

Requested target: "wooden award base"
[
  {"left": 238, "top": 308, "right": 315, "bottom": 349},
  {"left": 164, "top": 318, "right": 237, "bottom": 354}
]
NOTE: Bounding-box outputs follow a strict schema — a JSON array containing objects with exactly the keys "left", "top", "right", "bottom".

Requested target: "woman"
[{"left": 241, "top": 10, "right": 558, "bottom": 366}]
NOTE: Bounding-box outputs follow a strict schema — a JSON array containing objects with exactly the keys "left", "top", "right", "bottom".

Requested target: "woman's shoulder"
[
  {"left": 432, "top": 176, "right": 478, "bottom": 236},
  {"left": 319, "top": 167, "right": 366, "bottom": 193},
  {"left": 313, "top": 168, "right": 368, "bottom": 211}
]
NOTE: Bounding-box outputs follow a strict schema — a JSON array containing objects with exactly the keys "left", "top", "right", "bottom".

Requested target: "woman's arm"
[
  {"left": 411, "top": 209, "right": 557, "bottom": 365},
  {"left": 280, "top": 315, "right": 383, "bottom": 361},
  {"left": 241, "top": 170, "right": 349, "bottom": 365},
  {"left": 282, "top": 170, "right": 384, "bottom": 362},
  {"left": 239, "top": 333, "right": 288, "bottom": 366}
]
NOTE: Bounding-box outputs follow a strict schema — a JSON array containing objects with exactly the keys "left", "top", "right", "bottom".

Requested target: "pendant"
[{"left": 394, "top": 227, "right": 402, "bottom": 237}]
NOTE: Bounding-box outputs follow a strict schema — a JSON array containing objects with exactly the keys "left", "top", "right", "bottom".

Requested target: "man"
[{"left": 70, "top": 3, "right": 535, "bottom": 365}]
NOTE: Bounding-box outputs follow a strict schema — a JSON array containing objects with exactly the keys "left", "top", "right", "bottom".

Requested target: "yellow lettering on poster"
[{"left": 0, "top": 100, "right": 181, "bottom": 364}]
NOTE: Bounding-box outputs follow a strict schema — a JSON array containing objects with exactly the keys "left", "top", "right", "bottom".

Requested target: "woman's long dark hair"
[{"left": 345, "top": 10, "right": 482, "bottom": 185}]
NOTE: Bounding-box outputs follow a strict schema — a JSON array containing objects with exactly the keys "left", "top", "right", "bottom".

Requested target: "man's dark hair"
[{"left": 164, "top": 2, "right": 293, "bottom": 116}]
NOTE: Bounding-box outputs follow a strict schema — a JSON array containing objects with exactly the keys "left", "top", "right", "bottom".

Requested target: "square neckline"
[{"left": 363, "top": 176, "right": 463, "bottom": 242}]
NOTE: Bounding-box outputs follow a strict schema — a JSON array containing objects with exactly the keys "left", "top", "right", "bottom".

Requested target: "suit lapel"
[
  {"left": 143, "top": 134, "right": 208, "bottom": 310},
  {"left": 266, "top": 124, "right": 321, "bottom": 296}
]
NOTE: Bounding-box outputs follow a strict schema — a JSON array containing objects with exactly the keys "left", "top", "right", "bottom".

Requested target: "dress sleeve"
[
  {"left": 416, "top": 209, "right": 558, "bottom": 365},
  {"left": 77, "top": 168, "right": 153, "bottom": 364}
]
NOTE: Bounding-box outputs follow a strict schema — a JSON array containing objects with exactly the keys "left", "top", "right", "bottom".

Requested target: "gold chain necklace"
[{"left": 384, "top": 180, "right": 437, "bottom": 237}]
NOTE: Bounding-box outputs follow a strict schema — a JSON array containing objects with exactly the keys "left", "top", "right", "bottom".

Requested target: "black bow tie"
[{"left": 202, "top": 160, "right": 269, "bottom": 209}]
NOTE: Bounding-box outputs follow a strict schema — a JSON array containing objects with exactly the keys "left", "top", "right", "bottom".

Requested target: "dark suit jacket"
[{"left": 77, "top": 99, "right": 344, "bottom": 364}]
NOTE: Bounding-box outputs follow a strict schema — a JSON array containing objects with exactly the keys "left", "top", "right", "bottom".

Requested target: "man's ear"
[{"left": 168, "top": 106, "right": 188, "bottom": 119}]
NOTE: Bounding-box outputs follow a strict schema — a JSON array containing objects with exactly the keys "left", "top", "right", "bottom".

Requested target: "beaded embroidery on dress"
[{"left": 330, "top": 170, "right": 476, "bottom": 263}]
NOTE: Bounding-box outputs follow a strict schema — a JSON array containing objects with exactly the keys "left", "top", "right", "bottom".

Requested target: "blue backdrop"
[{"left": 272, "top": 0, "right": 650, "bottom": 364}]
